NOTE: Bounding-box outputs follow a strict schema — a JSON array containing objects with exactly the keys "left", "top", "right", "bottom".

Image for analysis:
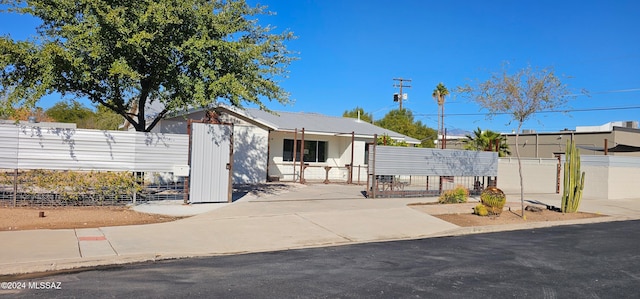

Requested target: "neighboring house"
[
  {"left": 445, "top": 121, "right": 640, "bottom": 158},
  {"left": 151, "top": 105, "right": 420, "bottom": 184}
]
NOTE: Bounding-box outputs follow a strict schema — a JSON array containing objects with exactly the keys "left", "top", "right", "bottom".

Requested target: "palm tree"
[
  {"left": 463, "top": 127, "right": 511, "bottom": 157},
  {"left": 432, "top": 83, "right": 449, "bottom": 149}
]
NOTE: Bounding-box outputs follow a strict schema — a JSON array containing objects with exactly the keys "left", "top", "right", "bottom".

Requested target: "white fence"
[{"left": 0, "top": 124, "right": 189, "bottom": 172}]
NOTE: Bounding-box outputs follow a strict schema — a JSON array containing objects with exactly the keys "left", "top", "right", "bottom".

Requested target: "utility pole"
[{"left": 393, "top": 78, "right": 411, "bottom": 110}]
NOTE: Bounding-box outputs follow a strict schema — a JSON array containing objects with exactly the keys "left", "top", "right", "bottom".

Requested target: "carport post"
[
  {"left": 371, "top": 134, "right": 377, "bottom": 198},
  {"left": 299, "top": 128, "right": 305, "bottom": 184},
  {"left": 293, "top": 129, "right": 297, "bottom": 182},
  {"left": 349, "top": 131, "right": 354, "bottom": 184}
]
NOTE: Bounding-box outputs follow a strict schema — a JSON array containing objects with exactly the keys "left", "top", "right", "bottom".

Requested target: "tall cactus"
[{"left": 562, "top": 140, "right": 586, "bottom": 213}]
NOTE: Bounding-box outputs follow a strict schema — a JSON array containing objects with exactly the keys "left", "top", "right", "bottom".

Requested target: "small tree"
[
  {"left": 1, "top": 106, "right": 53, "bottom": 122},
  {"left": 376, "top": 134, "right": 409, "bottom": 147},
  {"left": 463, "top": 127, "right": 510, "bottom": 157},
  {"left": 343, "top": 107, "right": 373, "bottom": 123},
  {"left": 459, "top": 65, "right": 573, "bottom": 218}
]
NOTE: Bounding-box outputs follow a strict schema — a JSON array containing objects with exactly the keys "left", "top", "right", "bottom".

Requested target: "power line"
[
  {"left": 570, "top": 88, "right": 640, "bottom": 97},
  {"left": 415, "top": 105, "right": 640, "bottom": 117}
]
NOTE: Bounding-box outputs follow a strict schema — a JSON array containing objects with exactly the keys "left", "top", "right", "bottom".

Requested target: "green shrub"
[
  {"left": 474, "top": 204, "right": 488, "bottom": 216},
  {"left": 438, "top": 185, "right": 469, "bottom": 204},
  {"left": 17, "top": 170, "right": 141, "bottom": 203},
  {"left": 480, "top": 187, "right": 506, "bottom": 215}
]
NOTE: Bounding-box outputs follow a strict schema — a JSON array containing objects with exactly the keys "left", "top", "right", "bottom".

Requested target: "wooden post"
[
  {"left": 324, "top": 166, "right": 331, "bottom": 184},
  {"left": 371, "top": 134, "right": 377, "bottom": 198},
  {"left": 12, "top": 169, "right": 18, "bottom": 207},
  {"left": 299, "top": 128, "right": 305, "bottom": 184},
  {"left": 556, "top": 154, "right": 561, "bottom": 194},
  {"left": 349, "top": 131, "right": 354, "bottom": 184},
  {"left": 293, "top": 129, "right": 297, "bottom": 182}
]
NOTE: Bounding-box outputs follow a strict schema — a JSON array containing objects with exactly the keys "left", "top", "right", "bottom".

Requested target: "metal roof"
[{"left": 216, "top": 106, "right": 421, "bottom": 144}]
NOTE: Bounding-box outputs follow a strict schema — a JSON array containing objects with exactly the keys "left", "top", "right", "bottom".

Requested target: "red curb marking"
[{"left": 78, "top": 236, "right": 106, "bottom": 241}]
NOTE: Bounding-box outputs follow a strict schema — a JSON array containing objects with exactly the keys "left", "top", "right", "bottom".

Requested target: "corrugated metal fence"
[
  {"left": 0, "top": 124, "right": 189, "bottom": 206},
  {"left": 368, "top": 145, "right": 498, "bottom": 198},
  {"left": 0, "top": 125, "right": 188, "bottom": 171}
]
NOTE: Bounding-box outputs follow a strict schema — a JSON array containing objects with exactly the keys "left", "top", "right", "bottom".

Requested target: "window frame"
[{"left": 283, "top": 139, "right": 328, "bottom": 163}]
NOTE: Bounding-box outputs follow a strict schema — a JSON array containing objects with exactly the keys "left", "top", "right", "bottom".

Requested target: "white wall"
[
  {"left": 579, "top": 165, "right": 608, "bottom": 199},
  {"left": 497, "top": 158, "right": 559, "bottom": 194},
  {"left": 498, "top": 156, "right": 640, "bottom": 200},
  {"left": 608, "top": 166, "right": 640, "bottom": 199},
  {"left": 579, "top": 156, "right": 640, "bottom": 200}
]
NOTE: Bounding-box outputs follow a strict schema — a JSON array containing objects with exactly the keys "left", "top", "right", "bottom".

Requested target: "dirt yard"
[
  {"left": 410, "top": 202, "right": 604, "bottom": 227},
  {"left": 433, "top": 209, "right": 603, "bottom": 227},
  {"left": 0, "top": 200, "right": 604, "bottom": 231},
  {"left": 0, "top": 206, "right": 184, "bottom": 231}
]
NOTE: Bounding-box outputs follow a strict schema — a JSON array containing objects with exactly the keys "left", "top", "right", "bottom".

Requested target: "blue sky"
[{"left": 2, "top": 0, "right": 640, "bottom": 134}]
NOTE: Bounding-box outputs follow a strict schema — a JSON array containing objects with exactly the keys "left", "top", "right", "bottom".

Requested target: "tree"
[
  {"left": 46, "top": 100, "right": 94, "bottom": 125},
  {"left": 343, "top": 107, "right": 373, "bottom": 123},
  {"left": 432, "top": 83, "right": 449, "bottom": 149},
  {"left": 463, "top": 127, "right": 511, "bottom": 157},
  {"left": 0, "top": 0, "right": 295, "bottom": 132},
  {"left": 458, "top": 65, "right": 573, "bottom": 218},
  {"left": 46, "top": 100, "right": 124, "bottom": 130},
  {"left": 92, "top": 105, "right": 124, "bottom": 130},
  {"left": 1, "top": 106, "right": 53, "bottom": 122},
  {"left": 375, "top": 109, "right": 437, "bottom": 148},
  {"left": 376, "top": 134, "right": 409, "bottom": 146}
]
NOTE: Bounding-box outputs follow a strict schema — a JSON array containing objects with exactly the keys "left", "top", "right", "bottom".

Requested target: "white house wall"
[
  {"left": 233, "top": 125, "right": 268, "bottom": 184},
  {"left": 337, "top": 137, "right": 370, "bottom": 183},
  {"left": 155, "top": 111, "right": 207, "bottom": 134},
  {"left": 268, "top": 131, "right": 365, "bottom": 182},
  {"left": 157, "top": 112, "right": 268, "bottom": 184}
]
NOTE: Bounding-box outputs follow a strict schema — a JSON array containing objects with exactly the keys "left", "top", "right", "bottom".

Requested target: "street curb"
[
  {"left": 427, "top": 215, "right": 637, "bottom": 238},
  {"left": 2, "top": 215, "right": 637, "bottom": 279}
]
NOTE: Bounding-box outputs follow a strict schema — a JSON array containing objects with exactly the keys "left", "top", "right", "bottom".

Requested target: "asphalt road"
[{"left": 5, "top": 220, "right": 640, "bottom": 298}]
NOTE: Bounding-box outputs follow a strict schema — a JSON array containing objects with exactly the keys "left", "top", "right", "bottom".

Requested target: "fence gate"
[{"left": 189, "top": 122, "right": 233, "bottom": 203}]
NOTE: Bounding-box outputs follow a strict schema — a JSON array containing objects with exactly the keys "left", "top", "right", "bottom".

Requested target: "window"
[
  {"left": 364, "top": 143, "right": 370, "bottom": 165},
  {"left": 283, "top": 139, "right": 327, "bottom": 162}
]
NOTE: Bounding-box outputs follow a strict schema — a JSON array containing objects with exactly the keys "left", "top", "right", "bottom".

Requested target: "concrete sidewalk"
[{"left": 1, "top": 183, "right": 639, "bottom": 277}]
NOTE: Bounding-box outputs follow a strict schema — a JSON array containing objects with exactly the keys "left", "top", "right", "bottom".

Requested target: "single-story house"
[{"left": 151, "top": 105, "right": 420, "bottom": 184}]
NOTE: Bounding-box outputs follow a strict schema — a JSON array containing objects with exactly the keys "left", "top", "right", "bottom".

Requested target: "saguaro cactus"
[{"left": 562, "top": 140, "right": 586, "bottom": 213}]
